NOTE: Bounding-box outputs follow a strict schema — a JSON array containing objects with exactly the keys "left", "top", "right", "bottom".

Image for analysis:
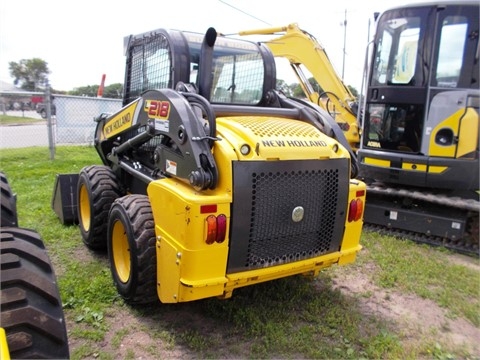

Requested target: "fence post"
[{"left": 45, "top": 83, "right": 55, "bottom": 159}]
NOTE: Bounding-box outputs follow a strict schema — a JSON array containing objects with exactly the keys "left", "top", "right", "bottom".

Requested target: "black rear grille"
[{"left": 227, "top": 159, "right": 349, "bottom": 273}]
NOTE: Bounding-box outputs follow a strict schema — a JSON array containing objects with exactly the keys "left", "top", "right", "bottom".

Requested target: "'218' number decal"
[{"left": 145, "top": 100, "right": 170, "bottom": 118}]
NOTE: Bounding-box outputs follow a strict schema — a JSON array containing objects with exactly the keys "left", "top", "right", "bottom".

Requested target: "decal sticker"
[
  {"left": 155, "top": 119, "right": 169, "bottom": 132},
  {"left": 166, "top": 159, "right": 177, "bottom": 175},
  {"left": 261, "top": 139, "right": 327, "bottom": 147},
  {"left": 104, "top": 109, "right": 134, "bottom": 138},
  {"left": 389, "top": 211, "right": 398, "bottom": 220}
]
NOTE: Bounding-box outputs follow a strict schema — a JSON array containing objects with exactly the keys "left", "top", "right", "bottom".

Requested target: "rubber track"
[
  {"left": 367, "top": 184, "right": 480, "bottom": 212},
  {"left": 363, "top": 223, "right": 479, "bottom": 257},
  {"left": 365, "top": 184, "right": 480, "bottom": 257}
]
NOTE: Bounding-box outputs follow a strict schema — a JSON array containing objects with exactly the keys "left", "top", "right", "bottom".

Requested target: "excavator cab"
[{"left": 359, "top": 3, "right": 479, "bottom": 190}]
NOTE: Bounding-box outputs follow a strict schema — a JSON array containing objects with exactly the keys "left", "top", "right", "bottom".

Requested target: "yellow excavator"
[
  {"left": 238, "top": 23, "right": 361, "bottom": 151},
  {"left": 357, "top": 1, "right": 479, "bottom": 255}
]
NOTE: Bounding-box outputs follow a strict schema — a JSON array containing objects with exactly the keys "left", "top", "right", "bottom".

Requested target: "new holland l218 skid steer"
[{"left": 54, "top": 27, "right": 366, "bottom": 305}]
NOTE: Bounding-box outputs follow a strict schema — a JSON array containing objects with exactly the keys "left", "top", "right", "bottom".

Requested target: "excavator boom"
[{"left": 239, "top": 23, "right": 360, "bottom": 150}]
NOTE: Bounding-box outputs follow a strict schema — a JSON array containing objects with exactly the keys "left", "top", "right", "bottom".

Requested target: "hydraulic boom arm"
[{"left": 238, "top": 23, "right": 360, "bottom": 149}]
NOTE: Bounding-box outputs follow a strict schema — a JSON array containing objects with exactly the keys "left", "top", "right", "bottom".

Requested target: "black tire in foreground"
[
  {"left": 0, "top": 172, "right": 18, "bottom": 227},
  {"left": 0, "top": 227, "right": 70, "bottom": 359},
  {"left": 77, "top": 165, "right": 122, "bottom": 250},
  {"left": 107, "top": 195, "right": 158, "bottom": 304}
]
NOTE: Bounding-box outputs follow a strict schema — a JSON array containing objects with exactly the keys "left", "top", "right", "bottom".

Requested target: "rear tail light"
[
  {"left": 205, "top": 214, "right": 227, "bottom": 244},
  {"left": 348, "top": 198, "right": 363, "bottom": 222},
  {"left": 215, "top": 214, "right": 227, "bottom": 243}
]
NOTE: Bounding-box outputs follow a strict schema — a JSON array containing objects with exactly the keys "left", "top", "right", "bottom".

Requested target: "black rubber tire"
[
  {"left": 107, "top": 195, "right": 157, "bottom": 304},
  {"left": 1, "top": 172, "right": 18, "bottom": 227},
  {"left": 77, "top": 165, "right": 122, "bottom": 250},
  {"left": 0, "top": 227, "right": 70, "bottom": 359}
]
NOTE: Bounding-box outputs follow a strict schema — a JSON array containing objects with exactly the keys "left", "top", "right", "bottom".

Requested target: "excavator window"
[
  {"left": 435, "top": 17, "right": 468, "bottom": 88},
  {"left": 371, "top": 14, "right": 423, "bottom": 86},
  {"left": 364, "top": 104, "right": 423, "bottom": 152}
]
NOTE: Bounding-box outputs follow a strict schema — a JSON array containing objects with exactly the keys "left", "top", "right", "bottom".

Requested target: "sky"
[{"left": 0, "top": 0, "right": 422, "bottom": 92}]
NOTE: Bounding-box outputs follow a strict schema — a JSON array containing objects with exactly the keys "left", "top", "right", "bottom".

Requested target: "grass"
[
  {"left": 1, "top": 145, "right": 479, "bottom": 359},
  {"left": 0, "top": 113, "right": 45, "bottom": 125},
  {"left": 360, "top": 232, "right": 480, "bottom": 327}
]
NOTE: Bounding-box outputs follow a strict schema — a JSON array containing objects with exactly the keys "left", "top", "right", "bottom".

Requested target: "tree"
[
  {"left": 68, "top": 85, "right": 99, "bottom": 97},
  {"left": 347, "top": 85, "right": 358, "bottom": 97},
  {"left": 9, "top": 58, "right": 50, "bottom": 91},
  {"left": 102, "top": 83, "right": 123, "bottom": 99},
  {"left": 68, "top": 83, "right": 123, "bottom": 99}
]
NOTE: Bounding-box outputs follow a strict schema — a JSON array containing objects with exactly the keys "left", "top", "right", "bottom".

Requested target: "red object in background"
[
  {"left": 97, "top": 74, "right": 106, "bottom": 97},
  {"left": 31, "top": 96, "right": 44, "bottom": 104}
]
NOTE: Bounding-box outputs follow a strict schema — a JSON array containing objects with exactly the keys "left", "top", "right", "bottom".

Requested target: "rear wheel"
[
  {"left": 0, "top": 227, "right": 70, "bottom": 359},
  {"left": 77, "top": 165, "right": 122, "bottom": 250},
  {"left": 107, "top": 195, "right": 157, "bottom": 304},
  {"left": 0, "top": 172, "right": 18, "bottom": 227}
]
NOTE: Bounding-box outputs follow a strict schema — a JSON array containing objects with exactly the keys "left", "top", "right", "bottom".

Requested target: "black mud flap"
[{"left": 51, "top": 173, "right": 79, "bottom": 224}]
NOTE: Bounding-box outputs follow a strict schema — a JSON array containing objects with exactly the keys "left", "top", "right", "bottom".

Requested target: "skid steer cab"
[{"left": 53, "top": 26, "right": 366, "bottom": 304}]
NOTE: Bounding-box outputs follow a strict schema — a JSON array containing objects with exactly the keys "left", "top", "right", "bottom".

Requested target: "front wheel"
[
  {"left": 77, "top": 165, "right": 122, "bottom": 250},
  {"left": 107, "top": 195, "right": 157, "bottom": 304}
]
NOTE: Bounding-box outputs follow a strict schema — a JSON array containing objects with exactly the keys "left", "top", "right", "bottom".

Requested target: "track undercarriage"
[{"left": 364, "top": 183, "right": 479, "bottom": 257}]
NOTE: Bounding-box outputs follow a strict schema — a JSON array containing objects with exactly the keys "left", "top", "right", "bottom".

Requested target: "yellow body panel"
[
  {"left": 428, "top": 108, "right": 479, "bottom": 158},
  {"left": 215, "top": 116, "right": 351, "bottom": 161},
  {"left": 0, "top": 328, "right": 10, "bottom": 360},
  {"left": 402, "top": 163, "right": 427, "bottom": 171},
  {"left": 148, "top": 179, "right": 231, "bottom": 303},
  {"left": 456, "top": 108, "right": 479, "bottom": 158},
  {"left": 428, "top": 166, "right": 448, "bottom": 174},
  {"left": 363, "top": 157, "right": 390, "bottom": 167},
  {"left": 339, "top": 179, "right": 366, "bottom": 263}
]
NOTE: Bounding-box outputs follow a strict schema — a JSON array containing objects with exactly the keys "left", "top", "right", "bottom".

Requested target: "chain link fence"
[{"left": 1, "top": 91, "right": 122, "bottom": 154}]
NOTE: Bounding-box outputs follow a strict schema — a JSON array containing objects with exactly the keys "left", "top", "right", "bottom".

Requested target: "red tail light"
[
  {"left": 215, "top": 214, "right": 227, "bottom": 243},
  {"left": 205, "top": 214, "right": 227, "bottom": 244},
  {"left": 206, "top": 215, "right": 217, "bottom": 244},
  {"left": 348, "top": 198, "right": 363, "bottom": 222}
]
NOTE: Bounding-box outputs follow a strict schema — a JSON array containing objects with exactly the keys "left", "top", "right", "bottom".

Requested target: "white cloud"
[{"left": 0, "top": 0, "right": 418, "bottom": 91}]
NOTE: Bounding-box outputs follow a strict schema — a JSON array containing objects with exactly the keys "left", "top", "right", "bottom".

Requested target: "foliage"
[
  {"left": 275, "top": 79, "right": 292, "bottom": 96},
  {"left": 289, "top": 77, "right": 358, "bottom": 99},
  {"left": 68, "top": 83, "right": 123, "bottom": 99},
  {"left": 347, "top": 84, "right": 358, "bottom": 97},
  {"left": 8, "top": 58, "right": 50, "bottom": 91}
]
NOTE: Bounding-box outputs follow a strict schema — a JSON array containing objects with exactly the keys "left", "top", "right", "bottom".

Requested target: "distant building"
[{"left": 0, "top": 80, "right": 44, "bottom": 112}]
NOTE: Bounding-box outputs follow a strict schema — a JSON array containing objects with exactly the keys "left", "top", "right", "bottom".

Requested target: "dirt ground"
[
  {"left": 332, "top": 255, "right": 480, "bottom": 358},
  {"left": 67, "top": 250, "right": 480, "bottom": 359}
]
